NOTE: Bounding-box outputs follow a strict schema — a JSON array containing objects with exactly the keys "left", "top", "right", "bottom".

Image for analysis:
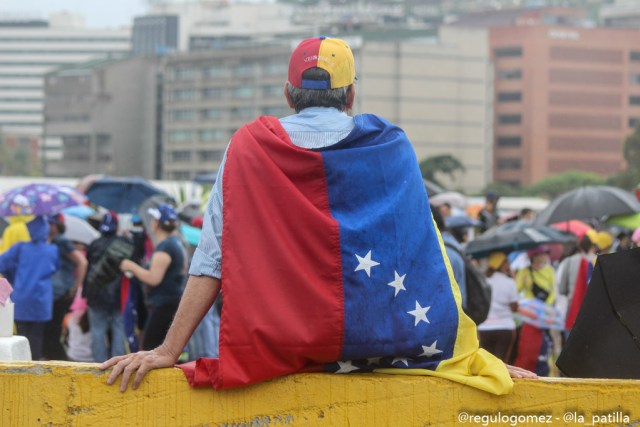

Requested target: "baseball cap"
[
  {"left": 288, "top": 36, "right": 356, "bottom": 90},
  {"left": 99, "top": 211, "right": 119, "bottom": 234},
  {"left": 148, "top": 204, "right": 177, "bottom": 225},
  {"left": 487, "top": 252, "right": 507, "bottom": 270}
]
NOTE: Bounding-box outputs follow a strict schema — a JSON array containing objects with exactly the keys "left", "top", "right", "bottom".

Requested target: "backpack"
[{"left": 444, "top": 242, "right": 492, "bottom": 325}]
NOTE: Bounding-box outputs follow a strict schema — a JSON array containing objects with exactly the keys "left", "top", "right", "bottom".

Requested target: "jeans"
[{"left": 88, "top": 306, "right": 127, "bottom": 363}]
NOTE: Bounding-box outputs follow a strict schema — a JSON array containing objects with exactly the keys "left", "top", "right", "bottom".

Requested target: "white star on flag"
[
  {"left": 336, "top": 360, "right": 359, "bottom": 373},
  {"left": 354, "top": 250, "right": 380, "bottom": 277},
  {"left": 387, "top": 271, "right": 407, "bottom": 297},
  {"left": 407, "top": 301, "right": 431, "bottom": 326},
  {"left": 366, "top": 357, "right": 381, "bottom": 366},
  {"left": 419, "top": 341, "right": 442, "bottom": 358},
  {"left": 391, "top": 357, "right": 409, "bottom": 367}
]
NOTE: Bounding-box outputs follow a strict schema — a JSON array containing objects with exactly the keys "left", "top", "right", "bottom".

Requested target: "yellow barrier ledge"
[{"left": 1, "top": 361, "right": 639, "bottom": 426}]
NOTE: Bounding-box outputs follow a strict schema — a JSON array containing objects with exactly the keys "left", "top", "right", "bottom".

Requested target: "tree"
[
  {"left": 526, "top": 170, "right": 605, "bottom": 199},
  {"left": 419, "top": 154, "right": 465, "bottom": 188},
  {"left": 607, "top": 122, "right": 640, "bottom": 190}
]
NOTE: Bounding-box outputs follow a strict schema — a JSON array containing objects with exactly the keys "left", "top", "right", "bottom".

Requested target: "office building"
[
  {"left": 132, "top": 15, "right": 179, "bottom": 55},
  {"left": 0, "top": 14, "right": 131, "bottom": 154},
  {"left": 491, "top": 25, "right": 640, "bottom": 186},
  {"left": 43, "top": 57, "right": 160, "bottom": 179}
]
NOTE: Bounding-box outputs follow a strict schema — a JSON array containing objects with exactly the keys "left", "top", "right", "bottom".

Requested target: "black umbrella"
[
  {"left": 557, "top": 248, "right": 640, "bottom": 378},
  {"left": 464, "top": 220, "right": 575, "bottom": 259},
  {"left": 534, "top": 185, "right": 640, "bottom": 226},
  {"left": 85, "top": 176, "right": 174, "bottom": 214}
]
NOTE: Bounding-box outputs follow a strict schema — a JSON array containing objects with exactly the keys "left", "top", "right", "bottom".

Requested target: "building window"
[
  {"left": 630, "top": 51, "right": 640, "bottom": 62},
  {"left": 631, "top": 74, "right": 640, "bottom": 85},
  {"left": 263, "top": 85, "right": 283, "bottom": 97},
  {"left": 263, "top": 106, "right": 290, "bottom": 117},
  {"left": 497, "top": 158, "right": 522, "bottom": 170},
  {"left": 496, "top": 136, "right": 522, "bottom": 147},
  {"left": 497, "top": 92, "right": 522, "bottom": 102},
  {"left": 176, "top": 68, "right": 199, "bottom": 81},
  {"left": 96, "top": 134, "right": 111, "bottom": 162},
  {"left": 171, "top": 171, "right": 191, "bottom": 180},
  {"left": 171, "top": 151, "right": 191, "bottom": 162},
  {"left": 630, "top": 96, "right": 640, "bottom": 106},
  {"left": 62, "top": 135, "right": 90, "bottom": 161},
  {"left": 233, "top": 87, "right": 254, "bottom": 98},
  {"left": 494, "top": 46, "right": 522, "bottom": 58},
  {"left": 497, "top": 68, "right": 522, "bottom": 80},
  {"left": 198, "top": 129, "right": 227, "bottom": 141},
  {"left": 200, "top": 108, "right": 224, "bottom": 120},
  {"left": 172, "top": 109, "right": 196, "bottom": 122},
  {"left": 630, "top": 117, "right": 639, "bottom": 128},
  {"left": 168, "top": 130, "right": 195, "bottom": 142},
  {"left": 198, "top": 150, "right": 224, "bottom": 162},
  {"left": 262, "top": 62, "right": 287, "bottom": 76},
  {"left": 234, "top": 63, "right": 254, "bottom": 77},
  {"left": 204, "top": 64, "right": 227, "bottom": 79},
  {"left": 498, "top": 114, "right": 521, "bottom": 125},
  {"left": 202, "top": 87, "right": 223, "bottom": 99},
  {"left": 172, "top": 89, "right": 198, "bottom": 101},
  {"left": 231, "top": 107, "right": 257, "bottom": 119}
]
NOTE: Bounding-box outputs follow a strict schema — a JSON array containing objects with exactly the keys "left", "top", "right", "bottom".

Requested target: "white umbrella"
[
  {"left": 430, "top": 191, "right": 467, "bottom": 209},
  {"left": 63, "top": 215, "right": 99, "bottom": 245}
]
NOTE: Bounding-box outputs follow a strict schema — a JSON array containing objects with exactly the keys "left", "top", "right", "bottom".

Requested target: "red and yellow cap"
[{"left": 288, "top": 36, "right": 355, "bottom": 90}]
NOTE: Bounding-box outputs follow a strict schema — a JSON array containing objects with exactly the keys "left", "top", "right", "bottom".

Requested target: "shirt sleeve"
[{"left": 188, "top": 142, "right": 230, "bottom": 279}]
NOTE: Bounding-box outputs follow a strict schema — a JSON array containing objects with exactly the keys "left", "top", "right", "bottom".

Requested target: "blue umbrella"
[
  {"left": 85, "top": 176, "right": 173, "bottom": 214},
  {"left": 180, "top": 223, "right": 202, "bottom": 246}
]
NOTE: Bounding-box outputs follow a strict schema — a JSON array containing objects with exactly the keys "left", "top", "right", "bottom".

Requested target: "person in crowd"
[
  {"left": 612, "top": 230, "right": 632, "bottom": 252},
  {"left": 65, "top": 294, "right": 93, "bottom": 362},
  {"left": 438, "top": 202, "right": 452, "bottom": 220},
  {"left": 102, "top": 36, "right": 535, "bottom": 392},
  {"left": 42, "top": 213, "right": 88, "bottom": 360},
  {"left": 119, "top": 204, "right": 187, "bottom": 351},
  {"left": 83, "top": 212, "right": 128, "bottom": 362},
  {"left": 0, "top": 216, "right": 59, "bottom": 360},
  {"left": 556, "top": 234, "right": 596, "bottom": 324},
  {"left": 478, "top": 191, "right": 500, "bottom": 233},
  {"left": 518, "top": 208, "right": 534, "bottom": 222},
  {"left": 432, "top": 204, "right": 467, "bottom": 309},
  {"left": 514, "top": 245, "right": 555, "bottom": 376},
  {"left": 0, "top": 215, "right": 32, "bottom": 255},
  {"left": 478, "top": 252, "right": 518, "bottom": 363}
]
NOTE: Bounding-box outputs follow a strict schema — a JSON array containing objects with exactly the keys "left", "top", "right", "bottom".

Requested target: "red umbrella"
[{"left": 551, "top": 220, "right": 592, "bottom": 240}]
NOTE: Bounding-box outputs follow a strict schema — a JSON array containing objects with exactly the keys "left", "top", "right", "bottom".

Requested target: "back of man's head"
[{"left": 286, "top": 36, "right": 356, "bottom": 113}]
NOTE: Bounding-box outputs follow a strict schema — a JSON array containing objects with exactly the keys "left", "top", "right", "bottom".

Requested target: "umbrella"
[
  {"left": 180, "top": 223, "right": 202, "bottom": 247},
  {"left": 63, "top": 215, "right": 100, "bottom": 246},
  {"left": 85, "top": 176, "right": 173, "bottom": 214},
  {"left": 430, "top": 191, "right": 467, "bottom": 209},
  {"left": 0, "top": 183, "right": 87, "bottom": 217},
  {"left": 464, "top": 220, "right": 575, "bottom": 259},
  {"left": 62, "top": 205, "right": 97, "bottom": 220},
  {"left": 444, "top": 215, "right": 480, "bottom": 229},
  {"left": 606, "top": 212, "right": 640, "bottom": 230},
  {"left": 534, "top": 186, "right": 640, "bottom": 226},
  {"left": 550, "top": 220, "right": 592, "bottom": 239},
  {"left": 557, "top": 248, "right": 640, "bottom": 378}
]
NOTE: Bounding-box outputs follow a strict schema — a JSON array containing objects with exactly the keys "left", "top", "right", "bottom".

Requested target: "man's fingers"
[
  {"left": 100, "top": 355, "right": 128, "bottom": 370},
  {"left": 119, "top": 359, "right": 143, "bottom": 392},
  {"left": 132, "top": 364, "right": 151, "bottom": 390}
]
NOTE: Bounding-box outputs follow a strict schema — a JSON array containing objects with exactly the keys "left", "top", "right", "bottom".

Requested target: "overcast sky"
[{"left": 3, "top": 0, "right": 148, "bottom": 29}]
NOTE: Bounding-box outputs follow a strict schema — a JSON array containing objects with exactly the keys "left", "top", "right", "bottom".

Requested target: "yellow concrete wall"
[{"left": 1, "top": 361, "right": 639, "bottom": 426}]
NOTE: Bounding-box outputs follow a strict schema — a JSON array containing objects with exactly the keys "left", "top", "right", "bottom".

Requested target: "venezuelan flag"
[{"left": 180, "top": 115, "right": 512, "bottom": 394}]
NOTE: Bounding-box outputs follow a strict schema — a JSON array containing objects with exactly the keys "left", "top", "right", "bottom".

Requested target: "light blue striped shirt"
[{"left": 189, "top": 107, "right": 355, "bottom": 278}]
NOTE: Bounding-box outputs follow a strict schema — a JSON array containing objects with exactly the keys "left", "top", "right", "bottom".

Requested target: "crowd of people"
[
  {"left": 0, "top": 204, "right": 215, "bottom": 364},
  {"left": 434, "top": 192, "right": 640, "bottom": 377}
]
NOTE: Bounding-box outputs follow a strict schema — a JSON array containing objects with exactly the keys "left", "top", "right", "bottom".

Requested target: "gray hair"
[
  {"left": 286, "top": 83, "right": 350, "bottom": 113},
  {"left": 286, "top": 67, "right": 351, "bottom": 113}
]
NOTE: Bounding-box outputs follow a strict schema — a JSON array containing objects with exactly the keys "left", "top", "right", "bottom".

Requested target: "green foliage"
[
  {"left": 607, "top": 123, "right": 640, "bottom": 191},
  {"left": 419, "top": 154, "right": 465, "bottom": 187},
  {"left": 525, "top": 170, "right": 605, "bottom": 199}
]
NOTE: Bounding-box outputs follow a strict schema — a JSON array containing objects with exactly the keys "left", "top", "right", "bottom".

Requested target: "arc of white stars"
[
  {"left": 407, "top": 301, "right": 431, "bottom": 326},
  {"left": 354, "top": 250, "right": 380, "bottom": 277},
  {"left": 336, "top": 360, "right": 359, "bottom": 374},
  {"left": 387, "top": 271, "right": 407, "bottom": 297},
  {"left": 419, "top": 341, "right": 443, "bottom": 358},
  {"left": 391, "top": 357, "right": 409, "bottom": 367}
]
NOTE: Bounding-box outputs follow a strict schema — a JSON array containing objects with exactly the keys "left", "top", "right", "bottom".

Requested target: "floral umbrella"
[{"left": 0, "top": 183, "right": 87, "bottom": 217}]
